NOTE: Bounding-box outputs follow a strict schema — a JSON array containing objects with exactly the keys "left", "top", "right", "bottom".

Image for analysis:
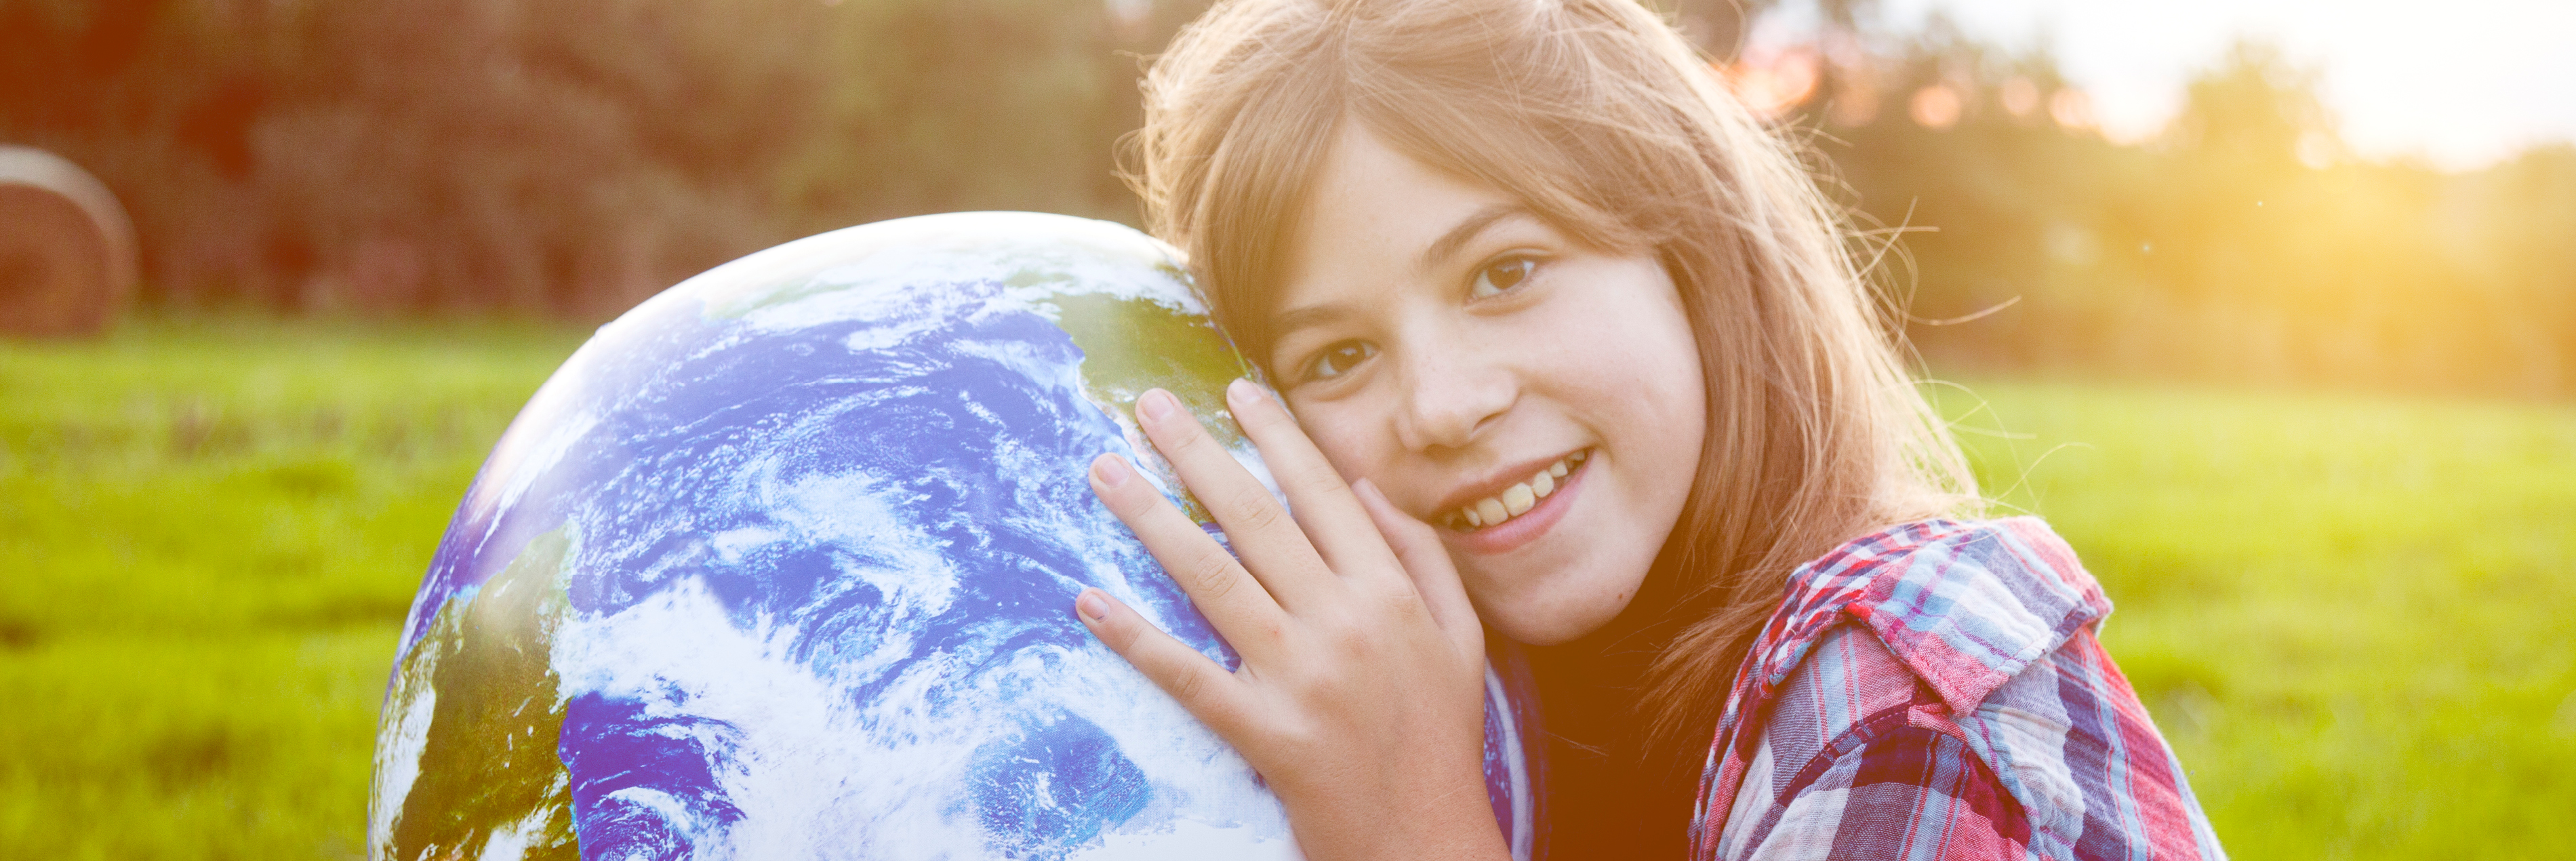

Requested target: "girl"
[{"left": 1069, "top": 0, "right": 2225, "bottom": 858}]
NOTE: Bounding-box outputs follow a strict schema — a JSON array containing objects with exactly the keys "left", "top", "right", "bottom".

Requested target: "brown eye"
[
  {"left": 1306, "top": 340, "right": 1377, "bottom": 380},
  {"left": 1470, "top": 257, "right": 1538, "bottom": 298}
]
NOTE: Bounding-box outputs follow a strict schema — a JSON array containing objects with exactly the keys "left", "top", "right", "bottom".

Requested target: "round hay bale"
[{"left": 0, "top": 146, "right": 138, "bottom": 338}]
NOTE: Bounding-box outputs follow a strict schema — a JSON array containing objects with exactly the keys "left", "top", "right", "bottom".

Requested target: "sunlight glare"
[{"left": 1910, "top": 84, "right": 1963, "bottom": 130}]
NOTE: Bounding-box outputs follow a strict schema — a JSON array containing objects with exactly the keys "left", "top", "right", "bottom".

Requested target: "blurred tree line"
[
  {"left": 3, "top": 0, "right": 1167, "bottom": 318},
  {"left": 1796, "top": 16, "right": 2576, "bottom": 397},
  {"left": 5, "top": 0, "right": 2573, "bottom": 395}
]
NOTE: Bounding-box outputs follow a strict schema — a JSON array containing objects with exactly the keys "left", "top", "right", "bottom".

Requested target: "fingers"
[
  {"left": 1354, "top": 479, "right": 1484, "bottom": 662},
  {"left": 1074, "top": 588, "right": 1254, "bottom": 736},
  {"left": 1222, "top": 379, "right": 1405, "bottom": 581},
  {"left": 1091, "top": 453, "right": 1286, "bottom": 655},
  {"left": 1131, "top": 388, "right": 1339, "bottom": 609}
]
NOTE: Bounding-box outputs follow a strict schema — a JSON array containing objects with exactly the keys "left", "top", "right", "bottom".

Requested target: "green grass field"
[{"left": 4, "top": 319, "right": 2571, "bottom": 858}]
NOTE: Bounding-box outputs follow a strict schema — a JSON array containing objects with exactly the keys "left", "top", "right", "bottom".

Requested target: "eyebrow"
[
  {"left": 1416, "top": 203, "right": 1527, "bottom": 275},
  {"left": 1266, "top": 203, "right": 1531, "bottom": 353},
  {"left": 1266, "top": 302, "right": 1349, "bottom": 353}
]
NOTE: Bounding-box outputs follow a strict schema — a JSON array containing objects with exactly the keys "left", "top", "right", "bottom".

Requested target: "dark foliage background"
[
  {"left": 3, "top": 0, "right": 1152, "bottom": 319},
  {"left": 5, "top": 0, "right": 2573, "bottom": 395}
]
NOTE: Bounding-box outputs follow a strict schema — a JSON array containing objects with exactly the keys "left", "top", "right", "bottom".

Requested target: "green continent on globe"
[
  {"left": 1041, "top": 289, "right": 1260, "bottom": 525},
  {"left": 386, "top": 528, "right": 579, "bottom": 861}
]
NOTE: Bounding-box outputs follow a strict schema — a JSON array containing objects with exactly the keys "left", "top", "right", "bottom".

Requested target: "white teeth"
[{"left": 1445, "top": 449, "right": 1586, "bottom": 532}]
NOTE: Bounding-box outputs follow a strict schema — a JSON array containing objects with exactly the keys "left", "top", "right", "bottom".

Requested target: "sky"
[{"left": 1845, "top": 0, "right": 2576, "bottom": 169}]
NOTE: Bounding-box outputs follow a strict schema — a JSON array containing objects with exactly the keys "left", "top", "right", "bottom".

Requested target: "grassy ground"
[
  {"left": 0, "top": 319, "right": 584, "bottom": 859},
  {"left": 3, "top": 319, "right": 2571, "bottom": 858},
  {"left": 1934, "top": 380, "right": 2576, "bottom": 857}
]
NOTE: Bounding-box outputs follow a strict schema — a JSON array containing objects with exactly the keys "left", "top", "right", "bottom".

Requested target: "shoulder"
[
  {"left": 1702, "top": 519, "right": 2228, "bottom": 860},
  {"left": 1743, "top": 517, "right": 2113, "bottom": 717}
]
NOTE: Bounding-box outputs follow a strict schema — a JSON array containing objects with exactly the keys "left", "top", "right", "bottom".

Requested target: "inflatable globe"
[{"left": 369, "top": 212, "right": 1545, "bottom": 860}]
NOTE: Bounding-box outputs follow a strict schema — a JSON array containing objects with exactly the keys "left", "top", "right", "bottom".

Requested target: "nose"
[{"left": 1389, "top": 321, "right": 1515, "bottom": 454}]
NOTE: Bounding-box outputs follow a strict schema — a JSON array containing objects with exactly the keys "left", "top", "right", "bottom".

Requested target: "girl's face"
[{"left": 1266, "top": 125, "right": 1708, "bottom": 645}]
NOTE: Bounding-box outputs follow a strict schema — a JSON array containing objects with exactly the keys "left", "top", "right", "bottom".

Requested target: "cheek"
[
  {"left": 1632, "top": 278, "right": 1706, "bottom": 435},
  {"left": 1567, "top": 270, "right": 1706, "bottom": 436},
  {"left": 1565, "top": 268, "right": 1704, "bottom": 546},
  {"left": 1279, "top": 400, "right": 1382, "bottom": 483},
  {"left": 1632, "top": 328, "right": 1708, "bottom": 502},
  {"left": 1640, "top": 275, "right": 1706, "bottom": 392}
]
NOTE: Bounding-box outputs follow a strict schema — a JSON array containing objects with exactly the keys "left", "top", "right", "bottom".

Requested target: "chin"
[{"left": 1478, "top": 582, "right": 1636, "bottom": 646}]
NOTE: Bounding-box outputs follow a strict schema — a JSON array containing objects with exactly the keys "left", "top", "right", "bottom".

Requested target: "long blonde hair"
[{"left": 1124, "top": 0, "right": 1979, "bottom": 751}]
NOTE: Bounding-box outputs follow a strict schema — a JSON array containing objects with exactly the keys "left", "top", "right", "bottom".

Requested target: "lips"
[{"left": 1438, "top": 449, "right": 1586, "bottom": 532}]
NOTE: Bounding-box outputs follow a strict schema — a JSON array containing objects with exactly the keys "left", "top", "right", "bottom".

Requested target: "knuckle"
[
  {"left": 1269, "top": 719, "right": 1321, "bottom": 753},
  {"left": 1377, "top": 582, "right": 1429, "bottom": 615},
  {"left": 1230, "top": 494, "right": 1283, "bottom": 532},
  {"left": 1104, "top": 618, "right": 1146, "bottom": 652},
  {"left": 1159, "top": 419, "right": 1209, "bottom": 453},
  {"left": 1165, "top": 664, "right": 1209, "bottom": 704},
  {"left": 1319, "top": 618, "right": 1373, "bottom": 657},
  {"left": 1293, "top": 468, "right": 1348, "bottom": 499},
  {"left": 1184, "top": 552, "right": 1240, "bottom": 600}
]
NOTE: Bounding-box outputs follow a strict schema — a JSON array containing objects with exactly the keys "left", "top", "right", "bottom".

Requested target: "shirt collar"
[{"left": 1742, "top": 517, "right": 2113, "bottom": 717}]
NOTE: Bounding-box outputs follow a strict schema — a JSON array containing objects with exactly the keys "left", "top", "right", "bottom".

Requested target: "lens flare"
[
  {"left": 2049, "top": 88, "right": 2095, "bottom": 132},
  {"left": 1910, "top": 85, "right": 1963, "bottom": 130},
  {"left": 1716, "top": 47, "right": 1820, "bottom": 120},
  {"left": 1830, "top": 84, "right": 1880, "bottom": 127},
  {"left": 2000, "top": 77, "right": 2041, "bottom": 118}
]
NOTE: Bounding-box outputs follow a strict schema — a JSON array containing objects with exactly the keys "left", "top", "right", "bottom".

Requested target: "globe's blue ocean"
[{"left": 368, "top": 213, "right": 1542, "bottom": 861}]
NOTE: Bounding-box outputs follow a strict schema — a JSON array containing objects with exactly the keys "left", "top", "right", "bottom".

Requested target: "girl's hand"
[{"left": 1075, "top": 380, "right": 1508, "bottom": 861}]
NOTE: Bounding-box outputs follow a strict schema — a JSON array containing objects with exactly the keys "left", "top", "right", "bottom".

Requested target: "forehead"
[{"left": 1279, "top": 125, "right": 1526, "bottom": 302}]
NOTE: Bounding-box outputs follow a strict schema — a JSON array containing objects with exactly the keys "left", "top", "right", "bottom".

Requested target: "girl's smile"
[
  {"left": 1266, "top": 123, "right": 1708, "bottom": 646},
  {"left": 1431, "top": 447, "right": 1585, "bottom": 540}
]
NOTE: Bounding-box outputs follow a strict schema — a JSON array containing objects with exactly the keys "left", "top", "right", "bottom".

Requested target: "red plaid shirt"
[{"left": 1687, "top": 518, "right": 2226, "bottom": 860}]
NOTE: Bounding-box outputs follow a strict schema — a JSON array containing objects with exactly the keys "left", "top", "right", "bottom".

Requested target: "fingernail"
[
  {"left": 1227, "top": 378, "right": 1263, "bottom": 405},
  {"left": 1075, "top": 589, "right": 1110, "bottom": 622},
  {"left": 1137, "top": 389, "right": 1175, "bottom": 421},
  {"left": 1091, "top": 454, "right": 1131, "bottom": 488}
]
